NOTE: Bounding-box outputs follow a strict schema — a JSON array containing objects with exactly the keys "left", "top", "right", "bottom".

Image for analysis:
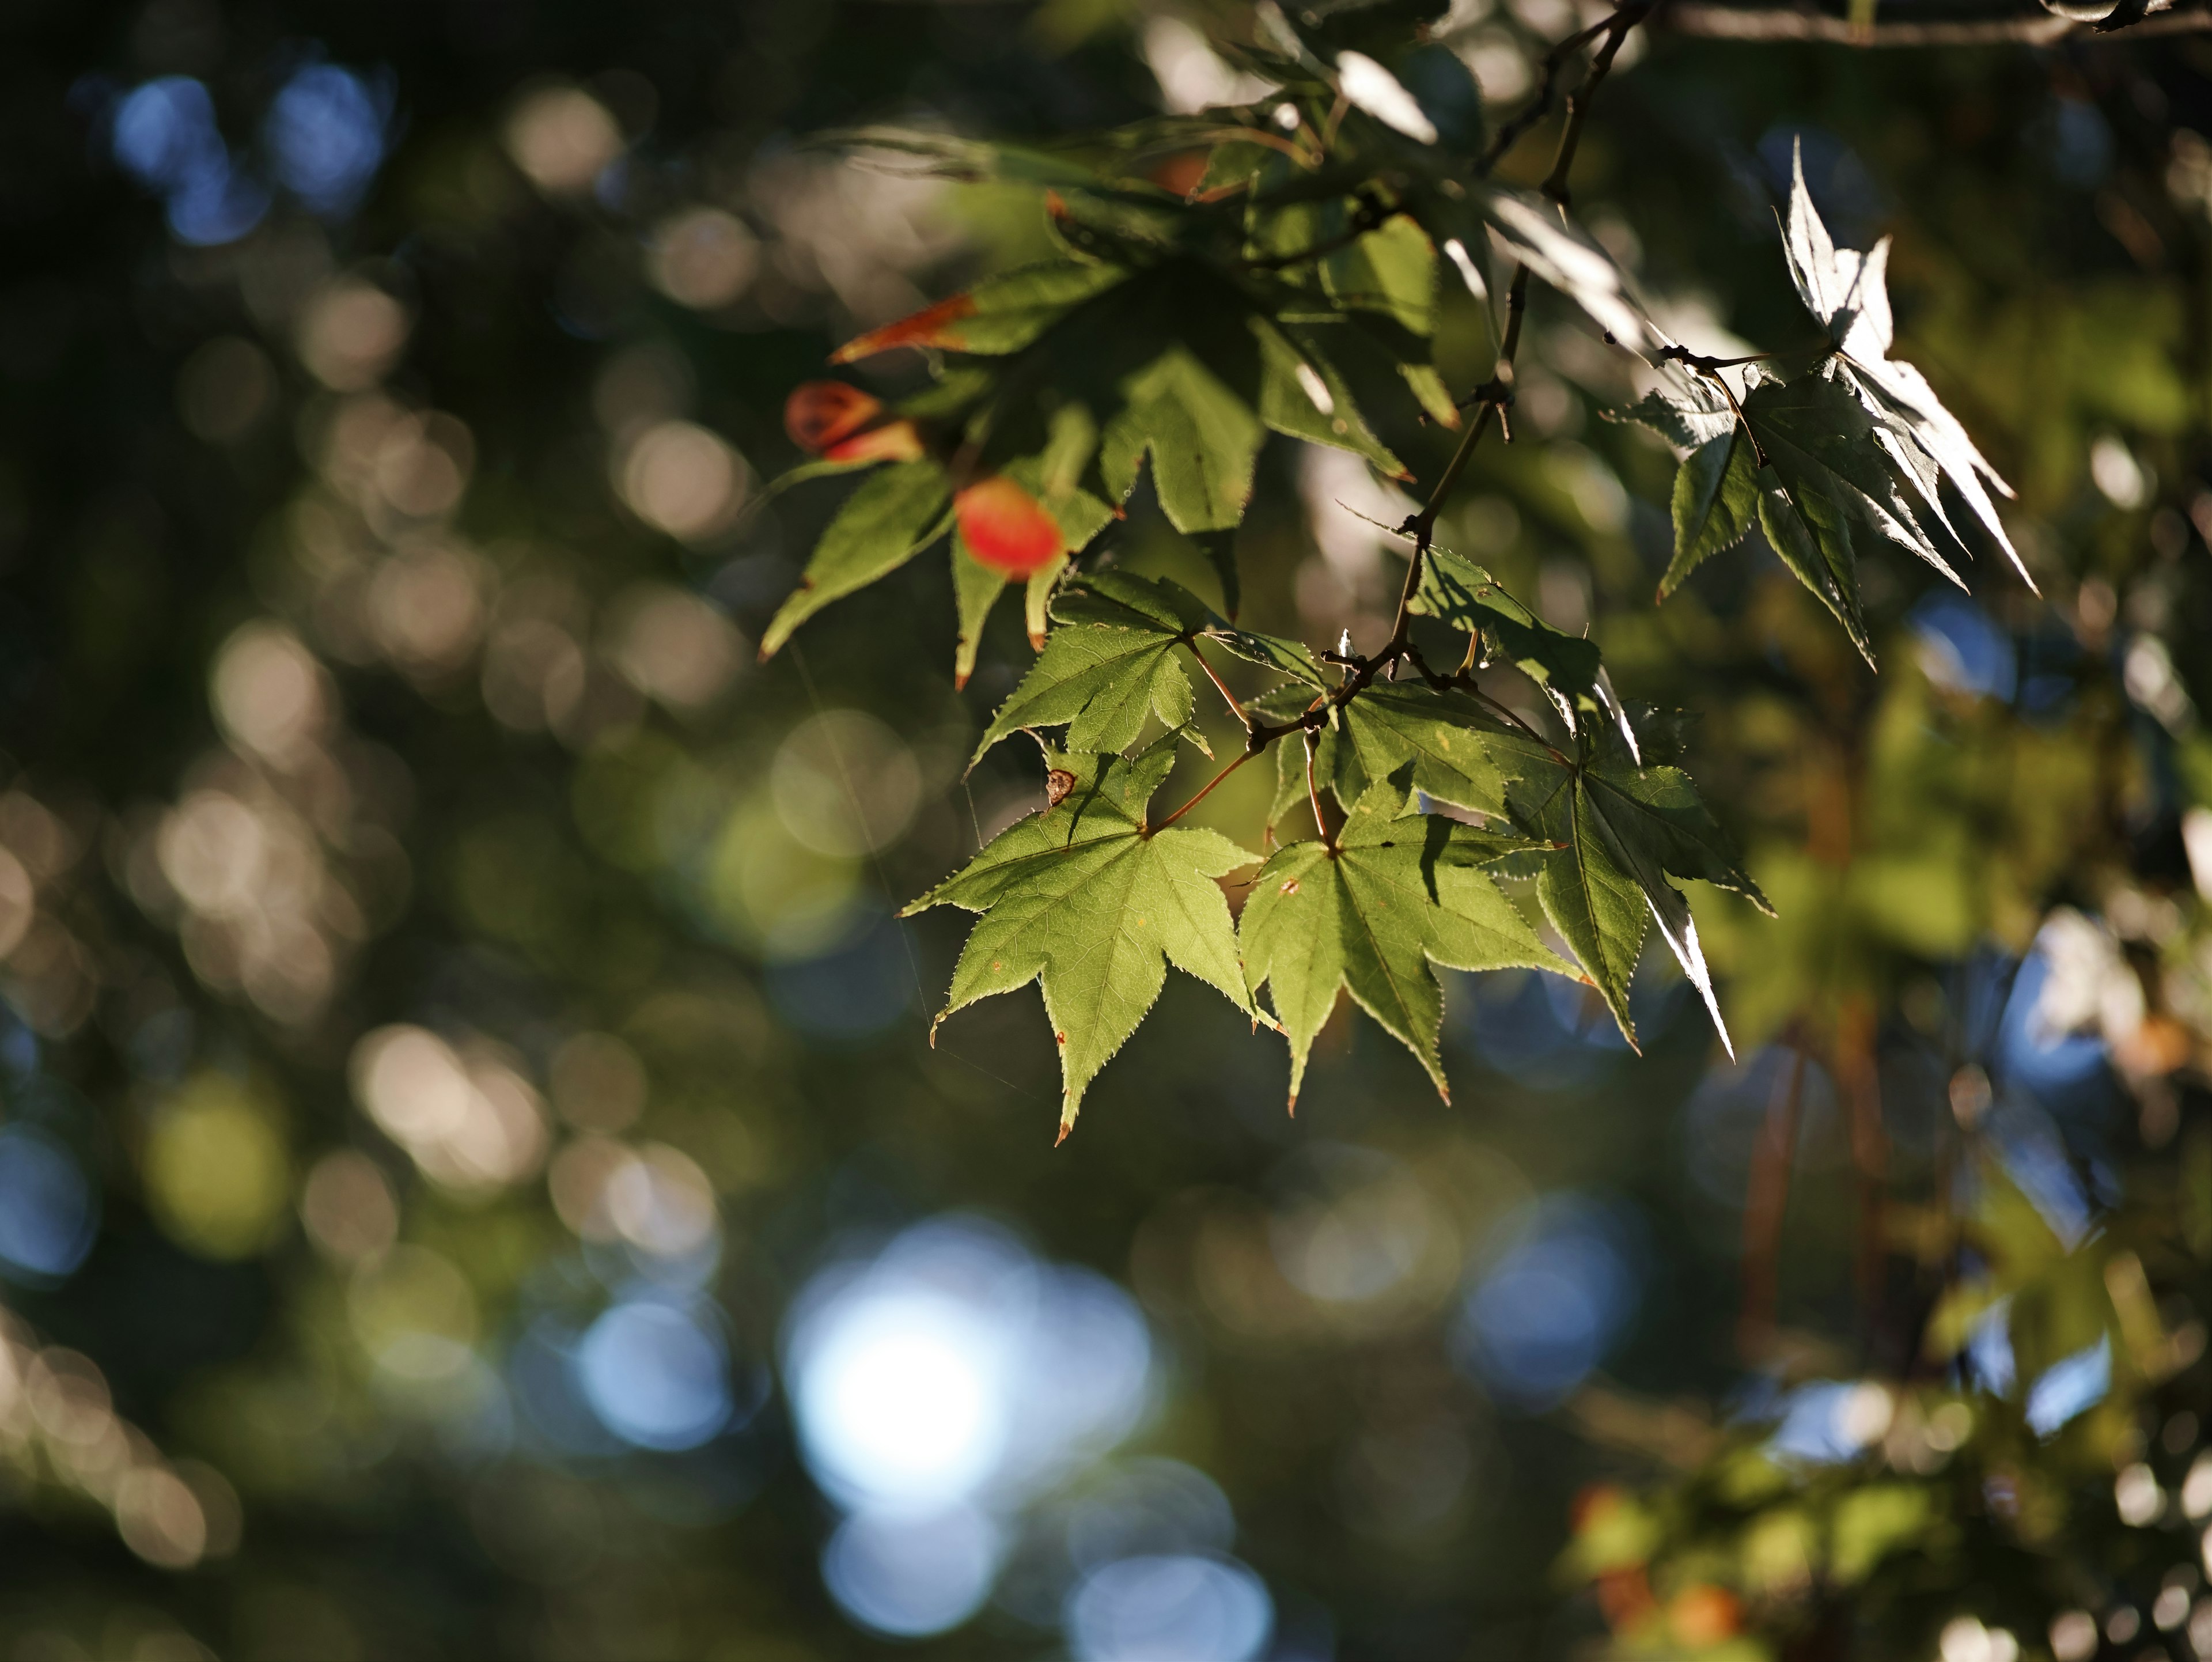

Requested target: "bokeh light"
[
  {"left": 649, "top": 207, "right": 760, "bottom": 310},
  {"left": 111, "top": 75, "right": 270, "bottom": 245},
  {"left": 142, "top": 1073, "right": 291, "bottom": 1260},
  {"left": 264, "top": 62, "right": 389, "bottom": 215},
  {"left": 577, "top": 1298, "right": 734, "bottom": 1451},
  {"left": 784, "top": 1217, "right": 1157, "bottom": 1636},
  {"left": 1065, "top": 1554, "right": 1275, "bottom": 1662},
  {"left": 618, "top": 421, "right": 749, "bottom": 543},
  {"left": 822, "top": 1504, "right": 1004, "bottom": 1636},
  {"left": 0, "top": 1125, "right": 97, "bottom": 1284},
  {"left": 1452, "top": 1195, "right": 1640, "bottom": 1410},
  {"left": 503, "top": 84, "right": 624, "bottom": 196},
  {"left": 350, "top": 1026, "right": 549, "bottom": 1194}
]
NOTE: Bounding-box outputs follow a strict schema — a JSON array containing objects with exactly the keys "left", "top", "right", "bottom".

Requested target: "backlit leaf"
[
  {"left": 1664, "top": 429, "right": 1760, "bottom": 599},
  {"left": 785, "top": 380, "right": 884, "bottom": 452},
  {"left": 1779, "top": 140, "right": 2031, "bottom": 590},
  {"left": 956, "top": 477, "right": 1067, "bottom": 577},
  {"left": 1241, "top": 773, "right": 1566, "bottom": 1106},
  {"left": 1412, "top": 549, "right": 1603, "bottom": 718},
  {"left": 1099, "top": 346, "right": 1264, "bottom": 532},
  {"left": 903, "top": 744, "right": 1257, "bottom": 1137},
  {"left": 971, "top": 571, "right": 1207, "bottom": 763},
  {"left": 761, "top": 460, "right": 953, "bottom": 657},
  {"left": 833, "top": 261, "right": 1130, "bottom": 361}
]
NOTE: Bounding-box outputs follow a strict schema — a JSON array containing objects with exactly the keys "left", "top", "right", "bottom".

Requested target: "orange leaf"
[
  {"left": 825, "top": 420, "right": 926, "bottom": 464},
  {"left": 784, "top": 381, "right": 882, "bottom": 453},
  {"left": 1149, "top": 152, "right": 1209, "bottom": 199},
  {"left": 830, "top": 294, "right": 979, "bottom": 363},
  {"left": 955, "top": 478, "right": 1065, "bottom": 578}
]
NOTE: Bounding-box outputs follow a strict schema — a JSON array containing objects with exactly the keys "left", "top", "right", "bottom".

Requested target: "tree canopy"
[{"left": 2, "top": 2, "right": 2210, "bottom": 1659}]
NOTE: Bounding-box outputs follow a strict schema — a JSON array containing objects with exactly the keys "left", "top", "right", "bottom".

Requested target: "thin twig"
[
  {"left": 1475, "top": 10, "right": 1622, "bottom": 176},
  {"left": 1662, "top": 0, "right": 2211, "bottom": 42},
  {"left": 1225, "top": 6, "right": 1653, "bottom": 786},
  {"left": 1150, "top": 749, "right": 1252, "bottom": 831}
]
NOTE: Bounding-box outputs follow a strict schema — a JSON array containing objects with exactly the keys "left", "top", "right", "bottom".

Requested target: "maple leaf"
[
  {"left": 903, "top": 744, "right": 1257, "bottom": 1139},
  {"left": 760, "top": 461, "right": 953, "bottom": 659},
  {"left": 1513, "top": 755, "right": 1769, "bottom": 1055},
  {"left": 971, "top": 572, "right": 1213, "bottom": 764},
  {"left": 1779, "top": 141, "right": 2033, "bottom": 593},
  {"left": 1241, "top": 772, "right": 1571, "bottom": 1108}
]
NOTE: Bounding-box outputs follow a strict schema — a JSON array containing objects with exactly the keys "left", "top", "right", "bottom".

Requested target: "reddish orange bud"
[
  {"left": 1149, "top": 152, "right": 1209, "bottom": 199},
  {"left": 955, "top": 478, "right": 1065, "bottom": 577},
  {"left": 1667, "top": 1585, "right": 1742, "bottom": 1648},
  {"left": 831, "top": 293, "right": 979, "bottom": 363},
  {"left": 824, "top": 420, "right": 925, "bottom": 464},
  {"left": 785, "top": 381, "right": 883, "bottom": 453}
]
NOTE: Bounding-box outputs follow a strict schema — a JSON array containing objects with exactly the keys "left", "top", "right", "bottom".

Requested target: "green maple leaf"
[
  {"left": 760, "top": 461, "right": 953, "bottom": 658},
  {"left": 1617, "top": 372, "right": 1874, "bottom": 664},
  {"left": 903, "top": 744, "right": 1257, "bottom": 1138},
  {"left": 1098, "top": 346, "right": 1264, "bottom": 535},
  {"left": 1241, "top": 773, "right": 1570, "bottom": 1108},
  {"left": 971, "top": 571, "right": 1211, "bottom": 764},
  {"left": 1408, "top": 549, "right": 1642, "bottom": 750},
  {"left": 1283, "top": 683, "right": 1571, "bottom": 828},
  {"left": 1514, "top": 754, "right": 1768, "bottom": 1054},
  {"left": 1665, "top": 426, "right": 1760, "bottom": 599},
  {"left": 1779, "top": 141, "right": 2031, "bottom": 592}
]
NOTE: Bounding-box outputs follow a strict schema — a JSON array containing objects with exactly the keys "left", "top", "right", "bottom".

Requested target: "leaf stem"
[
  {"left": 1151, "top": 749, "right": 1251, "bottom": 832},
  {"left": 1304, "top": 730, "right": 1332, "bottom": 851},
  {"left": 1187, "top": 638, "right": 1251, "bottom": 730}
]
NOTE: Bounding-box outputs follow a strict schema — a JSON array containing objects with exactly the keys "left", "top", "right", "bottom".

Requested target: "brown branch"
[
  {"left": 1738, "top": 1041, "right": 1808, "bottom": 1363},
  {"left": 1661, "top": 0, "right": 2211, "bottom": 41},
  {"left": 1475, "top": 9, "right": 1622, "bottom": 176},
  {"left": 1245, "top": 5, "right": 1650, "bottom": 771},
  {"left": 1836, "top": 995, "right": 1891, "bottom": 1354}
]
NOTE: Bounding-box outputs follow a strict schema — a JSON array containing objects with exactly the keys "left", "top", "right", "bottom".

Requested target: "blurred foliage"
[{"left": 0, "top": 1, "right": 2209, "bottom": 1660}]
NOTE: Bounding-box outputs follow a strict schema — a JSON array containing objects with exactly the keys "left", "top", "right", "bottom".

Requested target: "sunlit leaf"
[
  {"left": 1664, "top": 429, "right": 1760, "bottom": 599},
  {"left": 1242, "top": 773, "right": 1566, "bottom": 1107},
  {"left": 903, "top": 744, "right": 1257, "bottom": 1137},
  {"left": 1779, "top": 140, "right": 2031, "bottom": 591},
  {"left": 1099, "top": 346, "right": 1264, "bottom": 532},
  {"left": 1254, "top": 319, "right": 1408, "bottom": 477},
  {"left": 1476, "top": 188, "right": 1671, "bottom": 359},
  {"left": 971, "top": 572, "right": 1209, "bottom": 762}
]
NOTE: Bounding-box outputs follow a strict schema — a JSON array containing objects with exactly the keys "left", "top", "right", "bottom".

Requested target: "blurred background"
[{"left": 3, "top": 1, "right": 2211, "bottom": 1657}]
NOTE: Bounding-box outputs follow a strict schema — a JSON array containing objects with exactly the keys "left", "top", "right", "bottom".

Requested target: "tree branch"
[
  {"left": 1661, "top": 0, "right": 2210, "bottom": 41},
  {"left": 1244, "top": 5, "right": 1650, "bottom": 776}
]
